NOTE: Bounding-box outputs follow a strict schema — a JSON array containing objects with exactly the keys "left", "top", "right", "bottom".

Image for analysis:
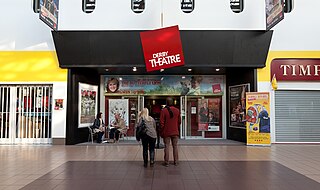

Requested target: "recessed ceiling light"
[
  {"left": 160, "top": 69, "right": 164, "bottom": 72},
  {"left": 119, "top": 77, "right": 123, "bottom": 81},
  {"left": 215, "top": 68, "right": 220, "bottom": 71},
  {"left": 105, "top": 68, "right": 109, "bottom": 71},
  {"left": 188, "top": 68, "right": 192, "bottom": 72},
  {"left": 133, "top": 67, "right": 137, "bottom": 72}
]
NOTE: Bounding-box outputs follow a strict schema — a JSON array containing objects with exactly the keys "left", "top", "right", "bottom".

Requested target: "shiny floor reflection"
[{"left": 1, "top": 144, "right": 320, "bottom": 190}]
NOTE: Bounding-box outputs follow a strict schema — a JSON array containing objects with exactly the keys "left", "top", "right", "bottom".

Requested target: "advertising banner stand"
[{"left": 246, "top": 92, "right": 271, "bottom": 146}]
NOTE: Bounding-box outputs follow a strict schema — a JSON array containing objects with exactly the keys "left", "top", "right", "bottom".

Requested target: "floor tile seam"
[
  {"left": 268, "top": 161, "right": 320, "bottom": 181},
  {"left": 300, "top": 171, "right": 320, "bottom": 175},
  {"left": 72, "top": 144, "right": 244, "bottom": 148},
  {"left": 274, "top": 161, "right": 315, "bottom": 171}
]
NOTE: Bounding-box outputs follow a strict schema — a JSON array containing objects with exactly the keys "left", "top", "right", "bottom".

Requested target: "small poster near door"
[
  {"left": 54, "top": 99, "right": 64, "bottom": 110},
  {"left": 198, "top": 99, "right": 220, "bottom": 131},
  {"left": 108, "top": 99, "right": 129, "bottom": 127}
]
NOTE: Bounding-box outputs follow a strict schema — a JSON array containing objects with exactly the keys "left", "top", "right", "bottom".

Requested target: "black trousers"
[
  {"left": 141, "top": 135, "right": 156, "bottom": 163},
  {"left": 109, "top": 128, "right": 121, "bottom": 141},
  {"left": 97, "top": 131, "right": 104, "bottom": 143}
]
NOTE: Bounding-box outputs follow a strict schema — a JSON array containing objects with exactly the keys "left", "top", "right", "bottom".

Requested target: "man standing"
[{"left": 160, "top": 97, "right": 181, "bottom": 167}]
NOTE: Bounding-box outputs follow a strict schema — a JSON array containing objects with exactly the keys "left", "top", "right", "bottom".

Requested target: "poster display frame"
[
  {"left": 39, "top": 0, "right": 59, "bottom": 30},
  {"left": 108, "top": 99, "right": 129, "bottom": 127},
  {"left": 78, "top": 82, "right": 98, "bottom": 128},
  {"left": 229, "top": 83, "right": 250, "bottom": 129}
]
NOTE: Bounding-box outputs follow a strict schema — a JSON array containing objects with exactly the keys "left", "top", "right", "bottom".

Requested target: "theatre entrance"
[{"left": 105, "top": 94, "right": 223, "bottom": 140}]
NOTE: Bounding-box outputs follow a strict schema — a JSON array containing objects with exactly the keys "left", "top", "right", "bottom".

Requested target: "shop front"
[
  {"left": 270, "top": 59, "right": 320, "bottom": 143},
  {"left": 52, "top": 30, "right": 273, "bottom": 145},
  {"left": 102, "top": 75, "right": 225, "bottom": 140}
]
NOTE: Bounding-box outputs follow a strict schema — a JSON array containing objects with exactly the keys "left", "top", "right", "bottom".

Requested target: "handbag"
[
  {"left": 136, "top": 119, "right": 147, "bottom": 141},
  {"left": 93, "top": 128, "right": 101, "bottom": 133},
  {"left": 99, "top": 126, "right": 105, "bottom": 132}
]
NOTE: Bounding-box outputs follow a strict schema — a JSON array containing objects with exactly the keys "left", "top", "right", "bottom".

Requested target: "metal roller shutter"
[{"left": 275, "top": 90, "right": 320, "bottom": 142}]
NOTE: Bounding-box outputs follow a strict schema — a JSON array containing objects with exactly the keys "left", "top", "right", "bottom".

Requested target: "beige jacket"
[{"left": 113, "top": 118, "right": 126, "bottom": 132}]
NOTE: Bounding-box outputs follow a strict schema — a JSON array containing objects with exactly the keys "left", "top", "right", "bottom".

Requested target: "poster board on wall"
[
  {"left": 108, "top": 99, "right": 129, "bottom": 127},
  {"left": 78, "top": 83, "right": 98, "bottom": 128},
  {"left": 229, "top": 84, "right": 250, "bottom": 129},
  {"left": 54, "top": 99, "right": 64, "bottom": 110}
]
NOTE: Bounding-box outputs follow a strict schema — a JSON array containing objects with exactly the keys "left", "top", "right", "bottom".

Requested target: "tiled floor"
[{"left": 1, "top": 142, "right": 320, "bottom": 189}]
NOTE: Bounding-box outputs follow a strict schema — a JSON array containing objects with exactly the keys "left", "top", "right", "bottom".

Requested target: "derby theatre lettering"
[{"left": 149, "top": 51, "right": 181, "bottom": 68}]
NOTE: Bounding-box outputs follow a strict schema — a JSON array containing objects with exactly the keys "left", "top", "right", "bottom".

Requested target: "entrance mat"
[{"left": 21, "top": 161, "right": 320, "bottom": 190}]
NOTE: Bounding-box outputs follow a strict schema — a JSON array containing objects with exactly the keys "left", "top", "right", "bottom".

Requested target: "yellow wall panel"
[
  {"left": 2, "top": 51, "right": 320, "bottom": 83},
  {"left": 258, "top": 51, "right": 320, "bottom": 82},
  {"left": 0, "top": 51, "right": 67, "bottom": 82}
]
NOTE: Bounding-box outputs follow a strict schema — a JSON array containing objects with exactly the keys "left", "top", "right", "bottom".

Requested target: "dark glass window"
[
  {"left": 181, "top": 0, "right": 194, "bottom": 13},
  {"left": 33, "top": 0, "right": 40, "bottom": 13},
  {"left": 230, "top": 0, "right": 244, "bottom": 13},
  {"left": 284, "top": 0, "right": 294, "bottom": 13},
  {"left": 131, "top": 0, "right": 145, "bottom": 13},
  {"left": 82, "top": 0, "right": 96, "bottom": 13}
]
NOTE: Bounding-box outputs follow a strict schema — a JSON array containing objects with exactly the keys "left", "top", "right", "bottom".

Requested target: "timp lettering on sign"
[{"left": 271, "top": 59, "right": 320, "bottom": 81}]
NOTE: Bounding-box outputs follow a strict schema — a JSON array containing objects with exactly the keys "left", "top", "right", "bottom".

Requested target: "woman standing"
[{"left": 137, "top": 108, "right": 157, "bottom": 167}]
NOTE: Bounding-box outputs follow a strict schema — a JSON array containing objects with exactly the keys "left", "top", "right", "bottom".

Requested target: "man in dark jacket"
[{"left": 160, "top": 97, "right": 181, "bottom": 167}]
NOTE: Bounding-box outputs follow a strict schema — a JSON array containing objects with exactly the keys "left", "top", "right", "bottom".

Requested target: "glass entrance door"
[
  {"left": 180, "top": 96, "right": 186, "bottom": 139},
  {"left": 183, "top": 96, "right": 223, "bottom": 139},
  {"left": 186, "top": 97, "right": 203, "bottom": 138}
]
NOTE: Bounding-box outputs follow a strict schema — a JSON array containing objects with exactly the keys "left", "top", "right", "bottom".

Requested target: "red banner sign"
[
  {"left": 271, "top": 59, "right": 320, "bottom": 81},
  {"left": 140, "top": 25, "right": 185, "bottom": 72}
]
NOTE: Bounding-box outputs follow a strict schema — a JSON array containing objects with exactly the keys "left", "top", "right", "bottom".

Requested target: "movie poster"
[
  {"left": 246, "top": 92, "right": 271, "bottom": 146},
  {"left": 78, "top": 83, "right": 98, "bottom": 128},
  {"left": 198, "top": 98, "right": 220, "bottom": 131},
  {"left": 108, "top": 99, "right": 129, "bottom": 127},
  {"left": 229, "top": 84, "right": 250, "bottom": 129}
]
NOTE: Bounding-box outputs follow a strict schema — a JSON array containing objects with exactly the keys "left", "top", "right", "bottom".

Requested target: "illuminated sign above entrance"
[{"left": 104, "top": 75, "right": 224, "bottom": 96}]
